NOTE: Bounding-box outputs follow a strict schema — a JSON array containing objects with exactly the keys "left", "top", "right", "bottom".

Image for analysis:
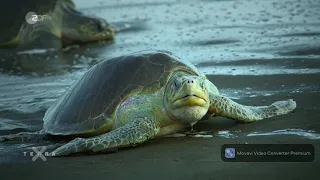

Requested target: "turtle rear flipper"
[
  {"left": 0, "top": 129, "right": 48, "bottom": 143},
  {"left": 21, "top": 30, "right": 62, "bottom": 49},
  {"left": 208, "top": 94, "right": 296, "bottom": 123},
  {"left": 51, "top": 115, "right": 161, "bottom": 156}
]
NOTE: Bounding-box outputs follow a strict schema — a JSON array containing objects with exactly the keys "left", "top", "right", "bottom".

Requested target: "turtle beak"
[
  {"left": 172, "top": 93, "right": 207, "bottom": 108},
  {"left": 171, "top": 78, "right": 208, "bottom": 109},
  {"left": 90, "top": 27, "right": 115, "bottom": 41},
  {"left": 173, "top": 94, "right": 206, "bottom": 103}
]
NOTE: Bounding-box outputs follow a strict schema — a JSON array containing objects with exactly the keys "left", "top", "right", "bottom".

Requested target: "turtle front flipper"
[
  {"left": 0, "top": 129, "right": 48, "bottom": 143},
  {"left": 14, "top": 17, "right": 63, "bottom": 49},
  {"left": 51, "top": 116, "right": 161, "bottom": 156},
  {"left": 208, "top": 93, "right": 296, "bottom": 122}
]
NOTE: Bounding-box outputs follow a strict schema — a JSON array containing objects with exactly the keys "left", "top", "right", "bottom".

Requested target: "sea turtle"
[
  {"left": 0, "top": 50, "right": 297, "bottom": 156},
  {"left": 0, "top": 0, "right": 114, "bottom": 49}
]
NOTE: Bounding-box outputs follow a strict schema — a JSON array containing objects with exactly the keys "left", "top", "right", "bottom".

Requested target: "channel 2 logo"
[
  {"left": 225, "top": 148, "right": 236, "bottom": 158},
  {"left": 25, "top": 12, "right": 51, "bottom": 24}
]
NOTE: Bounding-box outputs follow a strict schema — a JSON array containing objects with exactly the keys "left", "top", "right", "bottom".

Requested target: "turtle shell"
[{"left": 43, "top": 50, "right": 201, "bottom": 135}]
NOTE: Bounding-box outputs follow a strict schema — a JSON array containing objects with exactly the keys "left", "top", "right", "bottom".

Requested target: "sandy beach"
[{"left": 0, "top": 72, "right": 319, "bottom": 180}]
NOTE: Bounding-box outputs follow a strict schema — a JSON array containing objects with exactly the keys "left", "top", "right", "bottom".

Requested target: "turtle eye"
[
  {"left": 96, "top": 22, "right": 104, "bottom": 32},
  {"left": 201, "top": 81, "right": 204, "bottom": 88},
  {"left": 174, "top": 80, "right": 179, "bottom": 88},
  {"left": 172, "top": 79, "right": 179, "bottom": 90}
]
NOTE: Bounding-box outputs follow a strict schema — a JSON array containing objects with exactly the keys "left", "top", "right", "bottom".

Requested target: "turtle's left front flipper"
[
  {"left": 51, "top": 116, "right": 160, "bottom": 156},
  {"left": 208, "top": 94, "right": 296, "bottom": 123}
]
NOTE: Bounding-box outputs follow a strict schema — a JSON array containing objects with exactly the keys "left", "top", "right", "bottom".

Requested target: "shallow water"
[{"left": 0, "top": 0, "right": 320, "bottom": 150}]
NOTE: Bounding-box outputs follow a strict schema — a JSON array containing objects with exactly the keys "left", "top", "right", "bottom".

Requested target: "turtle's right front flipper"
[
  {"left": 0, "top": 130, "right": 48, "bottom": 143},
  {"left": 51, "top": 115, "right": 161, "bottom": 156},
  {"left": 208, "top": 94, "right": 296, "bottom": 122}
]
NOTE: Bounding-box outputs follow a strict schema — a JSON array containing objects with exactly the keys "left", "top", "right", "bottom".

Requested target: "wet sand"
[
  {"left": 0, "top": 73, "right": 319, "bottom": 180},
  {"left": 0, "top": 0, "right": 320, "bottom": 179}
]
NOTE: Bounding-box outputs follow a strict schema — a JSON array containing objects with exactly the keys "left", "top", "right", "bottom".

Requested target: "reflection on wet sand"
[
  {"left": 247, "top": 129, "right": 320, "bottom": 140},
  {"left": 214, "top": 128, "right": 320, "bottom": 140}
]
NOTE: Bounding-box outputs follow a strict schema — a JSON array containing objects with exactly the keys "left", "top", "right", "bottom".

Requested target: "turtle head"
[
  {"left": 61, "top": 15, "right": 115, "bottom": 45},
  {"left": 164, "top": 72, "right": 210, "bottom": 125}
]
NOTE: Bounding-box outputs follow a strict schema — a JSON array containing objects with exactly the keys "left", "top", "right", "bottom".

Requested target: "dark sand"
[
  {"left": 1, "top": 0, "right": 320, "bottom": 179},
  {"left": 0, "top": 73, "right": 319, "bottom": 180}
]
